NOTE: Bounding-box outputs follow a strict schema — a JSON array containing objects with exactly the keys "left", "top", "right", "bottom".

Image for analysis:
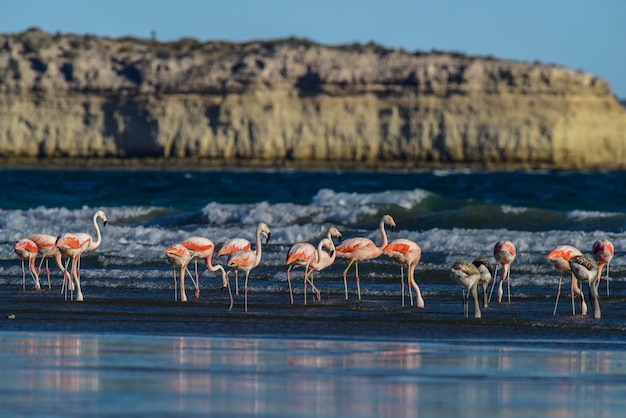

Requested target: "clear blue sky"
[{"left": 2, "top": 0, "right": 625, "bottom": 98}]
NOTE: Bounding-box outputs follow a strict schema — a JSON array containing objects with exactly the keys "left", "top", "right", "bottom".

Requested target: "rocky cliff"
[{"left": 1, "top": 28, "right": 625, "bottom": 169}]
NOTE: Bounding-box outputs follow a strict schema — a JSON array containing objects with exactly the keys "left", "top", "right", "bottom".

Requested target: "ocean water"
[{"left": 1, "top": 168, "right": 626, "bottom": 416}]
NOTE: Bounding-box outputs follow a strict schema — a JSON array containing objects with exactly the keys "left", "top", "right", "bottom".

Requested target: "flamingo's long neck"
[
  {"left": 502, "top": 263, "right": 510, "bottom": 281},
  {"left": 325, "top": 232, "right": 336, "bottom": 263},
  {"left": 377, "top": 219, "right": 389, "bottom": 250},
  {"left": 53, "top": 252, "right": 64, "bottom": 271},
  {"left": 214, "top": 264, "right": 228, "bottom": 288},
  {"left": 315, "top": 240, "right": 326, "bottom": 265},
  {"left": 89, "top": 214, "right": 103, "bottom": 251},
  {"left": 328, "top": 242, "right": 336, "bottom": 265},
  {"left": 253, "top": 227, "right": 264, "bottom": 266},
  {"left": 204, "top": 249, "right": 219, "bottom": 272},
  {"left": 53, "top": 252, "right": 70, "bottom": 279},
  {"left": 28, "top": 256, "right": 37, "bottom": 275},
  {"left": 310, "top": 239, "right": 333, "bottom": 270},
  {"left": 407, "top": 259, "right": 417, "bottom": 281}
]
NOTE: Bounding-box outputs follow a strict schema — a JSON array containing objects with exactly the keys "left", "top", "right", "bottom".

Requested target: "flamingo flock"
[
  {"left": 11, "top": 211, "right": 616, "bottom": 319},
  {"left": 14, "top": 210, "right": 107, "bottom": 301}
]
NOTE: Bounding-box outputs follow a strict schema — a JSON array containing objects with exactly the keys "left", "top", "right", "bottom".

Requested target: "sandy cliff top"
[{"left": 0, "top": 27, "right": 612, "bottom": 98}]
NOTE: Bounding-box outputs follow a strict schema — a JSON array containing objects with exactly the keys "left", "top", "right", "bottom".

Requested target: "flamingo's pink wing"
[
  {"left": 384, "top": 242, "right": 412, "bottom": 254},
  {"left": 337, "top": 238, "right": 375, "bottom": 253},
  {"left": 57, "top": 235, "right": 83, "bottom": 250},
  {"left": 494, "top": 240, "right": 516, "bottom": 256},
  {"left": 228, "top": 251, "right": 256, "bottom": 267},
  {"left": 592, "top": 240, "right": 614, "bottom": 258},
  {"left": 181, "top": 238, "right": 215, "bottom": 259},
  {"left": 218, "top": 239, "right": 251, "bottom": 256},
  {"left": 14, "top": 239, "right": 38, "bottom": 254},
  {"left": 547, "top": 246, "right": 581, "bottom": 261},
  {"left": 286, "top": 243, "right": 315, "bottom": 264}
]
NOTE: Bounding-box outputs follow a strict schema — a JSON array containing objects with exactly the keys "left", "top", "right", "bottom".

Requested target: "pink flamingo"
[
  {"left": 383, "top": 238, "right": 424, "bottom": 308},
  {"left": 546, "top": 245, "right": 585, "bottom": 315},
  {"left": 285, "top": 239, "right": 329, "bottom": 305},
  {"left": 55, "top": 210, "right": 108, "bottom": 301},
  {"left": 13, "top": 238, "right": 41, "bottom": 290},
  {"left": 227, "top": 223, "right": 271, "bottom": 312},
  {"left": 305, "top": 239, "right": 337, "bottom": 300},
  {"left": 164, "top": 244, "right": 194, "bottom": 302},
  {"left": 180, "top": 236, "right": 233, "bottom": 309},
  {"left": 592, "top": 239, "right": 614, "bottom": 295},
  {"left": 285, "top": 227, "right": 342, "bottom": 304},
  {"left": 450, "top": 260, "right": 482, "bottom": 318},
  {"left": 27, "top": 233, "right": 71, "bottom": 290},
  {"left": 336, "top": 214, "right": 396, "bottom": 300},
  {"left": 569, "top": 255, "right": 601, "bottom": 319},
  {"left": 218, "top": 237, "right": 252, "bottom": 294},
  {"left": 179, "top": 237, "right": 212, "bottom": 295},
  {"left": 472, "top": 257, "right": 493, "bottom": 309},
  {"left": 490, "top": 240, "right": 516, "bottom": 303},
  {"left": 306, "top": 228, "right": 343, "bottom": 301}
]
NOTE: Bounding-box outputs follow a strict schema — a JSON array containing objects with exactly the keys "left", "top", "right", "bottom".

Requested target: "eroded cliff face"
[{"left": 1, "top": 28, "right": 625, "bottom": 169}]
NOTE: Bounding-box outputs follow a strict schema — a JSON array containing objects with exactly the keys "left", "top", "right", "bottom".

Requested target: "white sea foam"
[
  {"left": 313, "top": 188, "right": 431, "bottom": 210},
  {"left": 202, "top": 201, "right": 321, "bottom": 226},
  {"left": 200, "top": 188, "right": 431, "bottom": 228},
  {"left": 566, "top": 210, "right": 622, "bottom": 221},
  {"left": 1, "top": 186, "right": 625, "bottom": 291},
  {"left": 501, "top": 205, "right": 528, "bottom": 214}
]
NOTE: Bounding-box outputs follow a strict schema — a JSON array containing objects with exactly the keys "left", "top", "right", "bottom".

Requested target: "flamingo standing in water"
[
  {"left": 285, "top": 227, "right": 342, "bottom": 304},
  {"left": 383, "top": 238, "right": 424, "bottom": 308},
  {"left": 227, "top": 222, "right": 271, "bottom": 312},
  {"left": 164, "top": 244, "right": 194, "bottom": 302},
  {"left": 569, "top": 255, "right": 601, "bottom": 319},
  {"left": 546, "top": 245, "right": 585, "bottom": 316},
  {"left": 27, "top": 233, "right": 71, "bottom": 290},
  {"left": 306, "top": 228, "right": 343, "bottom": 300},
  {"left": 180, "top": 236, "right": 233, "bottom": 309},
  {"left": 592, "top": 239, "right": 614, "bottom": 295},
  {"left": 13, "top": 238, "right": 41, "bottom": 290},
  {"left": 336, "top": 214, "right": 396, "bottom": 300},
  {"left": 286, "top": 238, "right": 333, "bottom": 305},
  {"left": 450, "top": 260, "right": 482, "bottom": 318},
  {"left": 218, "top": 237, "right": 252, "bottom": 294},
  {"left": 305, "top": 238, "right": 338, "bottom": 301},
  {"left": 490, "top": 240, "right": 516, "bottom": 303},
  {"left": 472, "top": 257, "right": 493, "bottom": 309},
  {"left": 55, "top": 210, "right": 108, "bottom": 301}
]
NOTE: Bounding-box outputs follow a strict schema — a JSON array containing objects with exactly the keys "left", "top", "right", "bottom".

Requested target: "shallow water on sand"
[
  {"left": 2, "top": 282, "right": 626, "bottom": 417},
  {"left": 0, "top": 330, "right": 625, "bottom": 418}
]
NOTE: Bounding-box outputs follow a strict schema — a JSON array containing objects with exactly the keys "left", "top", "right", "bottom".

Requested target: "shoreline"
[{"left": 2, "top": 157, "right": 624, "bottom": 172}]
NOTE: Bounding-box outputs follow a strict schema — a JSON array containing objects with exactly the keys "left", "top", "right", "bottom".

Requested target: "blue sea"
[{"left": 1, "top": 168, "right": 626, "bottom": 417}]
